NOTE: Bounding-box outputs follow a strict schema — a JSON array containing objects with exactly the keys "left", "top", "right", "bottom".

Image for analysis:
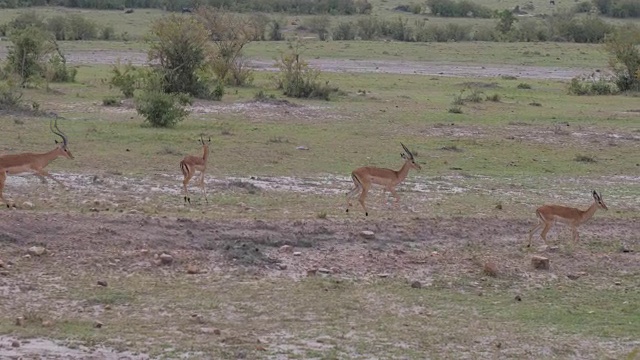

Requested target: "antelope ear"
[{"left": 592, "top": 190, "right": 600, "bottom": 200}]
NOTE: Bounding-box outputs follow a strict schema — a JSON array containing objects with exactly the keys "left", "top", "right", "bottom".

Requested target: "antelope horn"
[
  {"left": 50, "top": 119, "right": 67, "bottom": 145},
  {"left": 400, "top": 142, "right": 413, "bottom": 159}
]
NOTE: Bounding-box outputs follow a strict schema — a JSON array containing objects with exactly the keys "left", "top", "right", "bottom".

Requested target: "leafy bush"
[
  {"left": 274, "top": 41, "right": 339, "bottom": 100},
  {"left": 604, "top": 25, "right": 640, "bottom": 91},
  {"left": 100, "top": 25, "right": 115, "bottom": 40},
  {"left": 195, "top": 8, "right": 255, "bottom": 87},
  {"left": 426, "top": 0, "right": 492, "bottom": 18},
  {"left": 333, "top": 21, "right": 357, "bottom": 40},
  {"left": 110, "top": 62, "right": 142, "bottom": 98},
  {"left": 356, "top": 16, "right": 380, "bottom": 40},
  {"left": 4, "top": 27, "right": 54, "bottom": 85},
  {"left": 517, "top": 83, "right": 532, "bottom": 89},
  {"left": 136, "top": 85, "right": 192, "bottom": 128},
  {"left": 0, "top": 80, "right": 24, "bottom": 110},
  {"left": 568, "top": 76, "right": 618, "bottom": 95},
  {"left": 102, "top": 96, "right": 120, "bottom": 106},
  {"left": 47, "top": 54, "right": 77, "bottom": 83},
  {"left": 147, "top": 14, "right": 213, "bottom": 98}
]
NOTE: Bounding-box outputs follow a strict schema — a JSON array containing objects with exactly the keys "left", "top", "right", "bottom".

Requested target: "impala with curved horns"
[
  {"left": 346, "top": 143, "right": 421, "bottom": 216},
  {"left": 527, "top": 190, "right": 608, "bottom": 247},
  {"left": 0, "top": 119, "right": 74, "bottom": 207},
  {"left": 180, "top": 135, "right": 211, "bottom": 204}
]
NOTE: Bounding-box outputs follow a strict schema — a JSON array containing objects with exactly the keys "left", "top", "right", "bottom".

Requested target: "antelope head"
[
  {"left": 400, "top": 143, "right": 421, "bottom": 170},
  {"left": 50, "top": 119, "right": 74, "bottom": 159},
  {"left": 592, "top": 190, "right": 608, "bottom": 210}
]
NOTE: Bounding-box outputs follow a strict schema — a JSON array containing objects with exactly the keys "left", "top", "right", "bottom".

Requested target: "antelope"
[
  {"left": 180, "top": 135, "right": 211, "bottom": 204},
  {"left": 527, "top": 190, "right": 608, "bottom": 247},
  {"left": 0, "top": 119, "right": 74, "bottom": 207},
  {"left": 346, "top": 143, "right": 422, "bottom": 216}
]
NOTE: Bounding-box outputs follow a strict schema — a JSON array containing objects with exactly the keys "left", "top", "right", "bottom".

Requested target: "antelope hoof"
[
  {"left": 345, "top": 208, "right": 349, "bottom": 213},
  {"left": 365, "top": 212, "right": 368, "bottom": 216}
]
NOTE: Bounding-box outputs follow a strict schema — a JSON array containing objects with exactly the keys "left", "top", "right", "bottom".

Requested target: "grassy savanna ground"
[{"left": 1, "top": 9, "right": 640, "bottom": 360}]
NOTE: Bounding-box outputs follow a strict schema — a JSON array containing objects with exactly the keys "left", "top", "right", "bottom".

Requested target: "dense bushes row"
[
  {"left": 0, "top": 0, "right": 372, "bottom": 14},
  {"left": 325, "top": 13, "right": 618, "bottom": 43},
  {"left": 593, "top": 0, "right": 640, "bottom": 18},
  {"left": 0, "top": 11, "right": 116, "bottom": 40}
]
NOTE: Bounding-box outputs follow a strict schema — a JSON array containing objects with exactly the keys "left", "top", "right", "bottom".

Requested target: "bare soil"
[{"left": 1, "top": 209, "right": 639, "bottom": 358}]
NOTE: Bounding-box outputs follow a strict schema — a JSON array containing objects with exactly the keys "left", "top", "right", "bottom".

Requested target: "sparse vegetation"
[{"left": 274, "top": 40, "right": 339, "bottom": 100}]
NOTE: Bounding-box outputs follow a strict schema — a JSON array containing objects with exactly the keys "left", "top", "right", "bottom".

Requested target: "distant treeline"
[{"left": 0, "top": 0, "right": 372, "bottom": 14}]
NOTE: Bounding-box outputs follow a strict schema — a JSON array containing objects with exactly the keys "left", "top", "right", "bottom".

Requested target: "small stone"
[
  {"left": 104, "top": 305, "right": 112, "bottom": 310},
  {"left": 94, "top": 321, "right": 103, "bottom": 328},
  {"left": 514, "top": 295, "right": 522, "bottom": 302},
  {"left": 307, "top": 268, "right": 318, "bottom": 276},
  {"left": 41, "top": 320, "right": 53, "bottom": 327},
  {"left": 27, "top": 246, "right": 46, "bottom": 256},
  {"left": 483, "top": 262, "right": 498, "bottom": 277},
  {"left": 22, "top": 201, "right": 34, "bottom": 209},
  {"left": 0, "top": 259, "right": 4, "bottom": 268},
  {"left": 318, "top": 268, "right": 331, "bottom": 274},
  {"left": 277, "top": 264, "right": 288, "bottom": 270},
  {"left": 11, "top": 340, "right": 20, "bottom": 348},
  {"left": 531, "top": 255, "right": 550, "bottom": 270},
  {"left": 23, "top": 254, "right": 31, "bottom": 259},
  {"left": 213, "top": 329, "right": 221, "bottom": 336},
  {"left": 567, "top": 274, "right": 580, "bottom": 280},
  {"left": 296, "top": 146, "right": 309, "bottom": 151},
  {"left": 97, "top": 280, "right": 108, "bottom": 287},
  {"left": 293, "top": 252, "right": 302, "bottom": 256},
  {"left": 410, "top": 280, "right": 422, "bottom": 289},
  {"left": 377, "top": 273, "right": 390, "bottom": 278},
  {"left": 186, "top": 264, "right": 200, "bottom": 274},
  {"left": 15, "top": 317, "right": 24, "bottom": 326},
  {"left": 614, "top": 281, "right": 622, "bottom": 286},
  {"left": 159, "top": 253, "right": 173, "bottom": 265},
  {"left": 0, "top": 271, "right": 9, "bottom": 276},
  {"left": 360, "top": 230, "right": 375, "bottom": 239},
  {"left": 279, "top": 245, "right": 293, "bottom": 253}
]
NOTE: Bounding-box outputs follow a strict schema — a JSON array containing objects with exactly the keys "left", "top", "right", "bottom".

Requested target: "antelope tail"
[{"left": 180, "top": 160, "right": 190, "bottom": 177}]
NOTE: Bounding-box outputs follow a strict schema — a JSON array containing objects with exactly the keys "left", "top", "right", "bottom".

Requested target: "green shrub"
[
  {"left": 487, "top": 93, "right": 501, "bottom": 102},
  {"left": 333, "top": 21, "right": 357, "bottom": 40},
  {"left": 356, "top": 16, "right": 380, "bottom": 40},
  {"left": 110, "top": 62, "right": 142, "bottom": 98},
  {"left": 426, "top": 0, "right": 493, "bottom": 18},
  {"left": 47, "top": 54, "right": 77, "bottom": 83},
  {"left": 517, "top": 83, "right": 532, "bottom": 89},
  {"left": 274, "top": 41, "right": 339, "bottom": 100},
  {"left": 465, "top": 89, "right": 483, "bottom": 102},
  {"left": 568, "top": 76, "right": 618, "bottom": 95},
  {"left": 136, "top": 89, "right": 191, "bottom": 128},
  {"left": 102, "top": 96, "right": 120, "bottom": 106},
  {"left": 0, "top": 80, "right": 23, "bottom": 110}
]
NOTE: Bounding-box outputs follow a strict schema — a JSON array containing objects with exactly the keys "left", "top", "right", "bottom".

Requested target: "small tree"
[
  {"left": 4, "top": 26, "right": 55, "bottom": 86},
  {"left": 274, "top": 40, "right": 338, "bottom": 100},
  {"left": 195, "top": 7, "right": 256, "bottom": 86},
  {"left": 304, "top": 15, "right": 331, "bottom": 41},
  {"left": 605, "top": 25, "right": 640, "bottom": 91},
  {"left": 110, "top": 61, "right": 143, "bottom": 98},
  {"left": 147, "top": 14, "right": 213, "bottom": 98},
  {"left": 496, "top": 10, "right": 518, "bottom": 34},
  {"left": 136, "top": 73, "right": 191, "bottom": 128}
]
